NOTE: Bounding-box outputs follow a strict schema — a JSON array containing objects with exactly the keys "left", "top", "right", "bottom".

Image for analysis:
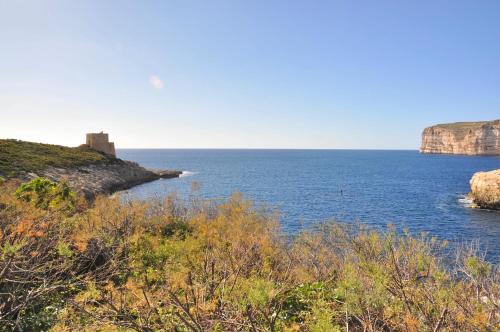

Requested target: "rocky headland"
[
  {"left": 27, "top": 161, "right": 181, "bottom": 200},
  {"left": 420, "top": 119, "right": 500, "bottom": 155},
  {"left": 0, "top": 139, "right": 181, "bottom": 199},
  {"left": 469, "top": 169, "right": 500, "bottom": 211}
]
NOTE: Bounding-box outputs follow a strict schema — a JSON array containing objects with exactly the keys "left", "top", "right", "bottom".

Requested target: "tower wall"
[{"left": 85, "top": 132, "right": 116, "bottom": 157}]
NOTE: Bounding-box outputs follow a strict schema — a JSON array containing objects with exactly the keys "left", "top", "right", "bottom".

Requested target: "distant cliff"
[
  {"left": 420, "top": 120, "right": 500, "bottom": 155},
  {"left": 0, "top": 139, "right": 181, "bottom": 199}
]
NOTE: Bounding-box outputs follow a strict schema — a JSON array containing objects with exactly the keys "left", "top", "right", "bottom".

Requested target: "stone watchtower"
[{"left": 85, "top": 132, "right": 116, "bottom": 157}]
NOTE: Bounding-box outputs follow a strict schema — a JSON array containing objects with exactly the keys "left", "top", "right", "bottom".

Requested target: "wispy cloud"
[{"left": 149, "top": 75, "right": 164, "bottom": 89}]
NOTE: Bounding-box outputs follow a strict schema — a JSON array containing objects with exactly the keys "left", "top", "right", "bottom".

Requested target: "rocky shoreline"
[
  {"left": 469, "top": 169, "right": 500, "bottom": 211},
  {"left": 20, "top": 159, "right": 182, "bottom": 200}
]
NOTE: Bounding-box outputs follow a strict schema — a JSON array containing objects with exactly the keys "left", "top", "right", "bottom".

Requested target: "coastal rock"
[
  {"left": 420, "top": 120, "right": 500, "bottom": 155},
  {"left": 154, "top": 170, "right": 183, "bottom": 179},
  {"left": 26, "top": 160, "right": 182, "bottom": 200},
  {"left": 469, "top": 169, "right": 500, "bottom": 210}
]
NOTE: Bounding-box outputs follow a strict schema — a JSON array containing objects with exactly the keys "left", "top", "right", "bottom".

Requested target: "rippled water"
[{"left": 118, "top": 149, "right": 500, "bottom": 262}]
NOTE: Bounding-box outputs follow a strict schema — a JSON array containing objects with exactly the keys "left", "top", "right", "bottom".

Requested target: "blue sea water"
[{"left": 117, "top": 149, "right": 500, "bottom": 262}]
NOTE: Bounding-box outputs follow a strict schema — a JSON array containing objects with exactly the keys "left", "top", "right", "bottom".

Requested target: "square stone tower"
[{"left": 85, "top": 132, "right": 116, "bottom": 157}]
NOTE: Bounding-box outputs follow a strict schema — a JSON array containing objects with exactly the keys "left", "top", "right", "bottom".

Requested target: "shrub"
[
  {"left": 15, "top": 177, "right": 75, "bottom": 211},
  {"left": 0, "top": 181, "right": 498, "bottom": 331},
  {"left": 0, "top": 181, "right": 123, "bottom": 331}
]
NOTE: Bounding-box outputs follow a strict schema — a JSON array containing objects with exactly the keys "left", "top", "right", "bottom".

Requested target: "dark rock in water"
[{"left": 154, "top": 170, "right": 183, "bottom": 179}]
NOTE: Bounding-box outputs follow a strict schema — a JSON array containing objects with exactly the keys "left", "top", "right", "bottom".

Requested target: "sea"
[{"left": 117, "top": 149, "right": 500, "bottom": 263}]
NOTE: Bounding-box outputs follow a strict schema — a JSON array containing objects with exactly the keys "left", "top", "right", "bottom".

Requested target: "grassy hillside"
[{"left": 0, "top": 139, "right": 112, "bottom": 178}]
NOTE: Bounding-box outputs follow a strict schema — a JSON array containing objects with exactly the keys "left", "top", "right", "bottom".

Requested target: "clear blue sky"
[{"left": 1, "top": 1, "right": 499, "bottom": 149}]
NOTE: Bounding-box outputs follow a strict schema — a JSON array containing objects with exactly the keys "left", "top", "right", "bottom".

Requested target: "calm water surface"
[{"left": 118, "top": 149, "right": 500, "bottom": 262}]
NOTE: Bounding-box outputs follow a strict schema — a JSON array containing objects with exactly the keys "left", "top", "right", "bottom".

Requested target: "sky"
[{"left": 1, "top": 0, "right": 499, "bottom": 149}]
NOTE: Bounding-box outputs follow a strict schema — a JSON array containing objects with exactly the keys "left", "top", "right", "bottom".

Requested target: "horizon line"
[{"left": 116, "top": 147, "right": 420, "bottom": 151}]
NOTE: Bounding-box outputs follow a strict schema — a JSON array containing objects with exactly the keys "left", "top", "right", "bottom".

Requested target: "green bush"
[{"left": 15, "top": 177, "right": 75, "bottom": 211}]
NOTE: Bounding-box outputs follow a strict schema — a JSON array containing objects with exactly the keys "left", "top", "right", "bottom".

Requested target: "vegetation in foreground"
[
  {"left": 0, "top": 139, "right": 112, "bottom": 178},
  {"left": 0, "top": 178, "right": 498, "bottom": 331}
]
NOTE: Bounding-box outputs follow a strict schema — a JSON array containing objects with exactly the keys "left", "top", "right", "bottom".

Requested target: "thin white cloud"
[{"left": 149, "top": 75, "right": 164, "bottom": 89}]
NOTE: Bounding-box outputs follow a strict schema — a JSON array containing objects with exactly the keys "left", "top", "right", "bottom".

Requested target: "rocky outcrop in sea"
[
  {"left": 469, "top": 169, "right": 500, "bottom": 210},
  {"left": 420, "top": 120, "right": 500, "bottom": 155}
]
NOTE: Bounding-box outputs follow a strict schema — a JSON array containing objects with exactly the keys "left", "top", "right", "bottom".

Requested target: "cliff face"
[
  {"left": 469, "top": 169, "right": 500, "bottom": 210},
  {"left": 420, "top": 120, "right": 500, "bottom": 155}
]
